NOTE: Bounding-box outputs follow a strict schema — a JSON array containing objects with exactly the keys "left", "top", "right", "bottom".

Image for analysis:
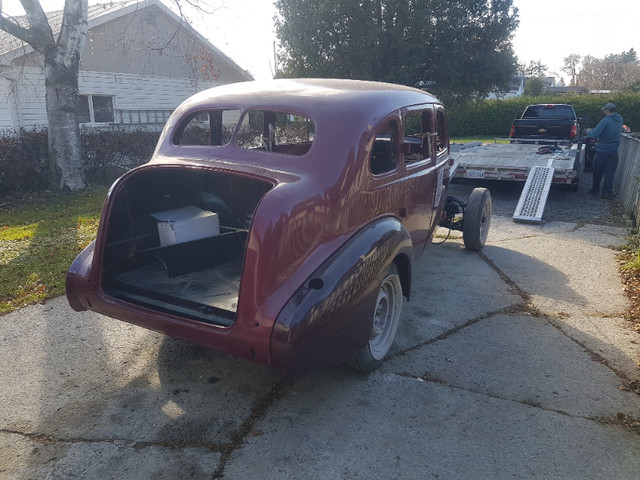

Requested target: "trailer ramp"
[{"left": 513, "top": 162, "right": 554, "bottom": 223}]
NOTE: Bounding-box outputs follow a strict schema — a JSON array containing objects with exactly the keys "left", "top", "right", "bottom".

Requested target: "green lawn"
[{"left": 0, "top": 188, "right": 107, "bottom": 314}]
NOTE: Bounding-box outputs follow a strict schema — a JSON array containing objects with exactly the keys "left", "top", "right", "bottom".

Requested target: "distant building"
[
  {"left": 0, "top": 0, "right": 252, "bottom": 130},
  {"left": 487, "top": 74, "right": 525, "bottom": 99},
  {"left": 538, "top": 76, "right": 557, "bottom": 91},
  {"left": 546, "top": 86, "right": 590, "bottom": 95}
]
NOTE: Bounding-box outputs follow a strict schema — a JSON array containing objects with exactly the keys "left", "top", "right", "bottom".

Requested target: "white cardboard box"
[{"left": 151, "top": 206, "right": 220, "bottom": 247}]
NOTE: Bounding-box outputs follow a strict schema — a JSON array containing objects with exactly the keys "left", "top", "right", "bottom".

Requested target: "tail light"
[
  {"left": 509, "top": 125, "right": 515, "bottom": 138},
  {"left": 570, "top": 125, "right": 577, "bottom": 138}
]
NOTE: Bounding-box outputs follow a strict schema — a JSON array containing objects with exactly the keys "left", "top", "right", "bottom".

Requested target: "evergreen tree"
[{"left": 274, "top": 0, "right": 519, "bottom": 103}]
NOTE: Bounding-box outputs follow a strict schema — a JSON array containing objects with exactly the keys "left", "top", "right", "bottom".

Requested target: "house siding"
[
  {"left": 0, "top": 67, "right": 222, "bottom": 129},
  {"left": 4, "top": 68, "right": 47, "bottom": 128},
  {"left": 0, "top": 1, "right": 251, "bottom": 130},
  {"left": 81, "top": 5, "right": 246, "bottom": 83},
  {"left": 0, "top": 76, "right": 17, "bottom": 129}
]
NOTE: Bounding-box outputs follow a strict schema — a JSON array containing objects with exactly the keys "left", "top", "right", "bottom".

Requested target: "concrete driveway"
[{"left": 1, "top": 179, "right": 639, "bottom": 479}]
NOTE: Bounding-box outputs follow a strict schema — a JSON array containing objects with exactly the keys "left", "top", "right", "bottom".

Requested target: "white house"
[
  {"left": 486, "top": 75, "right": 525, "bottom": 100},
  {"left": 0, "top": 0, "right": 253, "bottom": 130}
]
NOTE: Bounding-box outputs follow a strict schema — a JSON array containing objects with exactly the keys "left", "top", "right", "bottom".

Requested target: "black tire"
[
  {"left": 345, "top": 263, "right": 402, "bottom": 372},
  {"left": 463, "top": 187, "right": 492, "bottom": 251}
]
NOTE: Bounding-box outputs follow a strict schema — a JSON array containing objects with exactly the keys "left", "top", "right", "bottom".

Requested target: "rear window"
[
  {"left": 522, "top": 105, "right": 575, "bottom": 119},
  {"left": 235, "top": 110, "right": 315, "bottom": 156}
]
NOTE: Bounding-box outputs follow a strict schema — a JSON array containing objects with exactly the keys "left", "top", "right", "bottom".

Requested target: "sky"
[{"left": 2, "top": 0, "right": 640, "bottom": 83}]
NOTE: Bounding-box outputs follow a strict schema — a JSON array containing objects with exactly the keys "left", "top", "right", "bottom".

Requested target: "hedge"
[
  {"left": 0, "top": 126, "right": 160, "bottom": 197},
  {"left": 448, "top": 93, "right": 640, "bottom": 138},
  {"left": 2, "top": 94, "right": 639, "bottom": 196}
]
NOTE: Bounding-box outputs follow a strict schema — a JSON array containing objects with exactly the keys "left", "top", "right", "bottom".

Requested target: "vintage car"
[{"left": 67, "top": 79, "right": 491, "bottom": 375}]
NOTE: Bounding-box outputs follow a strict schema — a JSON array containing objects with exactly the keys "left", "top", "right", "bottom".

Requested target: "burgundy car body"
[{"left": 66, "top": 79, "right": 453, "bottom": 375}]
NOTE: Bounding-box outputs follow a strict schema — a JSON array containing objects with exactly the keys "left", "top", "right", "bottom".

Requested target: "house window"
[{"left": 78, "top": 95, "right": 114, "bottom": 123}]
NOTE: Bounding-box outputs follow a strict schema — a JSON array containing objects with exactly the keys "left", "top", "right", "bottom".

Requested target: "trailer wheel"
[
  {"left": 463, "top": 188, "right": 492, "bottom": 251},
  {"left": 345, "top": 263, "right": 402, "bottom": 372}
]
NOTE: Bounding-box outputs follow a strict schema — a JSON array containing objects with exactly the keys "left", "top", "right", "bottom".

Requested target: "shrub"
[
  {"left": 0, "top": 126, "right": 160, "bottom": 197},
  {"left": 448, "top": 93, "right": 640, "bottom": 137},
  {"left": 81, "top": 126, "right": 160, "bottom": 184},
  {"left": 0, "top": 127, "right": 49, "bottom": 196}
]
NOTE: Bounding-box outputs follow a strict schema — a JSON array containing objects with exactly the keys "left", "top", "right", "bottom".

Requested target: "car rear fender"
[
  {"left": 66, "top": 241, "right": 96, "bottom": 312},
  {"left": 270, "top": 216, "right": 413, "bottom": 375}
]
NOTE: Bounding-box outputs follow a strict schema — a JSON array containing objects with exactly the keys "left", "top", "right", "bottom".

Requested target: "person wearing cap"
[{"left": 586, "top": 102, "right": 624, "bottom": 199}]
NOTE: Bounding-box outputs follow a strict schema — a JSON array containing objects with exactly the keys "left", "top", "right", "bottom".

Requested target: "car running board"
[{"left": 513, "top": 164, "right": 554, "bottom": 223}]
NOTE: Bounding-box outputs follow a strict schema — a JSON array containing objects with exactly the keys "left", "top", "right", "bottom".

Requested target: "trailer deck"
[
  {"left": 450, "top": 141, "right": 585, "bottom": 223},
  {"left": 451, "top": 142, "right": 583, "bottom": 185}
]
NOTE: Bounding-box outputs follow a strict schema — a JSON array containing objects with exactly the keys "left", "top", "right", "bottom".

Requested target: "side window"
[
  {"left": 235, "top": 110, "right": 314, "bottom": 156},
  {"left": 172, "top": 109, "right": 240, "bottom": 146},
  {"left": 370, "top": 119, "right": 399, "bottom": 175},
  {"left": 402, "top": 108, "right": 434, "bottom": 165},
  {"left": 435, "top": 106, "right": 448, "bottom": 156}
]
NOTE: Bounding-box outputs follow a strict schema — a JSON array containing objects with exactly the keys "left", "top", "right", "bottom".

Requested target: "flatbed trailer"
[
  {"left": 450, "top": 141, "right": 585, "bottom": 223},
  {"left": 451, "top": 141, "right": 583, "bottom": 186}
]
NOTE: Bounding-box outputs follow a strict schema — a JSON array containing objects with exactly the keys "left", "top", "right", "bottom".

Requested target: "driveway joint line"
[
  {"left": 0, "top": 428, "right": 226, "bottom": 452},
  {"left": 212, "top": 377, "right": 290, "bottom": 479},
  {"left": 392, "top": 372, "right": 639, "bottom": 431}
]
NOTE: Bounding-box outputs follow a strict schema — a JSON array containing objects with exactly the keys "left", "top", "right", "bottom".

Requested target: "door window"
[
  {"left": 402, "top": 108, "right": 434, "bottom": 165},
  {"left": 435, "top": 106, "right": 449, "bottom": 157},
  {"left": 370, "top": 119, "right": 399, "bottom": 175}
]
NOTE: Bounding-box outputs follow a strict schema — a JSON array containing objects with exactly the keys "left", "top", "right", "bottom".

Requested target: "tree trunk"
[
  {"left": 44, "top": 57, "right": 85, "bottom": 190},
  {"left": 0, "top": 0, "right": 88, "bottom": 191}
]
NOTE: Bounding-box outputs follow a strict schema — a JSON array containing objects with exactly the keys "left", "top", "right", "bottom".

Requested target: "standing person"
[{"left": 587, "top": 102, "right": 624, "bottom": 199}]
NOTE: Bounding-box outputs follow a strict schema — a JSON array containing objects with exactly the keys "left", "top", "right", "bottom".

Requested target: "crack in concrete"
[
  {"left": 392, "top": 371, "right": 638, "bottom": 432},
  {"left": 477, "top": 247, "right": 640, "bottom": 391},
  {"left": 212, "top": 377, "right": 290, "bottom": 479},
  {"left": 0, "top": 428, "right": 226, "bottom": 452},
  {"left": 1, "top": 378, "right": 292, "bottom": 480},
  {"left": 388, "top": 303, "right": 528, "bottom": 361}
]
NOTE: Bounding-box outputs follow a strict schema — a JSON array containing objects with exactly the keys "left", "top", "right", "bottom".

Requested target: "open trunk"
[{"left": 101, "top": 168, "right": 273, "bottom": 326}]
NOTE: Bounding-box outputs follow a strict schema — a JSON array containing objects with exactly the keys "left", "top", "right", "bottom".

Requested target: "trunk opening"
[{"left": 101, "top": 167, "right": 273, "bottom": 326}]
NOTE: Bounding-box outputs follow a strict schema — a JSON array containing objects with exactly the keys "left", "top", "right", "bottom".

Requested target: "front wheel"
[
  {"left": 345, "top": 263, "right": 403, "bottom": 372},
  {"left": 463, "top": 187, "right": 492, "bottom": 251}
]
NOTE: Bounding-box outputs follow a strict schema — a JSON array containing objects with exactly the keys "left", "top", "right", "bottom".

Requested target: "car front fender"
[{"left": 270, "top": 217, "right": 413, "bottom": 375}]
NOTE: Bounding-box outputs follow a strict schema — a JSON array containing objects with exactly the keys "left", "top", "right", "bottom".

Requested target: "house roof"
[{"left": 0, "top": 0, "right": 251, "bottom": 80}]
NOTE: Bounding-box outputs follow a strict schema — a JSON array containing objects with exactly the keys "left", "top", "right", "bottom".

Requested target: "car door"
[{"left": 398, "top": 105, "right": 439, "bottom": 256}]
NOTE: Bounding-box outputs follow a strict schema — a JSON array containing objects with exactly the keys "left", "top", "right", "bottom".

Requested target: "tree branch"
[
  {"left": 0, "top": 0, "right": 55, "bottom": 53},
  {"left": 56, "top": 0, "right": 88, "bottom": 65}
]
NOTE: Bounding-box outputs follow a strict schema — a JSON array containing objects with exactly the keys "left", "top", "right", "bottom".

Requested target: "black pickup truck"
[{"left": 509, "top": 104, "right": 579, "bottom": 142}]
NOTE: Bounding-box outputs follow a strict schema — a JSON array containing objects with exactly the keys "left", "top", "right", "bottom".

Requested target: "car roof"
[
  {"left": 176, "top": 78, "right": 441, "bottom": 117},
  {"left": 153, "top": 79, "right": 442, "bottom": 177}
]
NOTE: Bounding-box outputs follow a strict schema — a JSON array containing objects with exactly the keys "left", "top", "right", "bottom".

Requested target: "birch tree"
[{"left": 0, "top": 0, "right": 88, "bottom": 190}]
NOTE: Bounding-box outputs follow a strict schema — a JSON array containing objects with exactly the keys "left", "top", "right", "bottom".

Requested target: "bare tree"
[
  {"left": 577, "top": 51, "right": 640, "bottom": 91},
  {"left": 1, "top": 0, "right": 88, "bottom": 190},
  {"left": 562, "top": 54, "right": 581, "bottom": 86}
]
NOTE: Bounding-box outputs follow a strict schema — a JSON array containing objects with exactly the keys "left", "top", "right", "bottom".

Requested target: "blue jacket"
[{"left": 587, "top": 112, "right": 624, "bottom": 152}]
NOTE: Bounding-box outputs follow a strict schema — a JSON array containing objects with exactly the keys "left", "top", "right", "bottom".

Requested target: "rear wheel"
[
  {"left": 345, "top": 263, "right": 402, "bottom": 372},
  {"left": 463, "top": 187, "right": 492, "bottom": 251}
]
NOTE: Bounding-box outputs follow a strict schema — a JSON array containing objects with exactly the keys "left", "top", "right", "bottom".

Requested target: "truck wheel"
[
  {"left": 463, "top": 188, "right": 492, "bottom": 251},
  {"left": 345, "top": 263, "right": 402, "bottom": 372}
]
